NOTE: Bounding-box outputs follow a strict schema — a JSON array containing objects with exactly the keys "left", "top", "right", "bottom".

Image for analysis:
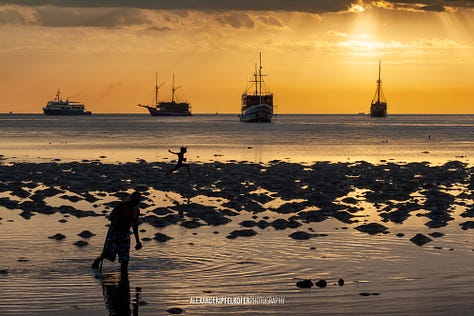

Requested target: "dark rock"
[
  {"left": 428, "top": 232, "right": 445, "bottom": 238},
  {"left": 338, "top": 279, "right": 344, "bottom": 286},
  {"left": 221, "top": 209, "right": 239, "bottom": 216},
  {"left": 315, "top": 279, "right": 327, "bottom": 288},
  {"left": 49, "top": 233, "right": 66, "bottom": 240},
  {"left": 226, "top": 229, "right": 257, "bottom": 239},
  {"left": 460, "top": 209, "right": 474, "bottom": 218},
  {"left": 396, "top": 233, "right": 405, "bottom": 237},
  {"left": 410, "top": 233, "right": 432, "bottom": 246},
  {"left": 298, "top": 210, "right": 327, "bottom": 223},
  {"left": 288, "top": 220, "right": 302, "bottom": 228},
  {"left": 141, "top": 237, "right": 152, "bottom": 242},
  {"left": 73, "top": 240, "right": 89, "bottom": 247},
  {"left": 289, "top": 231, "right": 316, "bottom": 240},
  {"left": 296, "top": 279, "right": 313, "bottom": 289},
  {"left": 60, "top": 195, "right": 82, "bottom": 203},
  {"left": 0, "top": 269, "right": 8, "bottom": 275},
  {"left": 239, "top": 220, "right": 257, "bottom": 228},
  {"left": 181, "top": 221, "right": 203, "bottom": 229},
  {"left": 78, "top": 230, "right": 96, "bottom": 238},
  {"left": 355, "top": 223, "right": 388, "bottom": 235},
  {"left": 153, "top": 232, "right": 173, "bottom": 242},
  {"left": 460, "top": 221, "right": 474, "bottom": 230},
  {"left": 184, "top": 204, "right": 231, "bottom": 226},
  {"left": 271, "top": 219, "right": 290, "bottom": 230},
  {"left": 19, "top": 210, "right": 34, "bottom": 219},
  {"left": 11, "top": 187, "right": 31, "bottom": 198},
  {"left": 167, "top": 307, "right": 184, "bottom": 314},
  {"left": 333, "top": 211, "right": 355, "bottom": 223},
  {"left": 151, "top": 207, "right": 173, "bottom": 216},
  {"left": 272, "top": 201, "right": 307, "bottom": 214},
  {"left": 256, "top": 220, "right": 269, "bottom": 229}
]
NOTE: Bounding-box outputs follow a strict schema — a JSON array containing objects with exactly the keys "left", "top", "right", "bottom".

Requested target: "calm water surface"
[{"left": 0, "top": 114, "right": 472, "bottom": 164}]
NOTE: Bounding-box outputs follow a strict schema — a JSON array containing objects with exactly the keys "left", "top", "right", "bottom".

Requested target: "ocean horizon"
[{"left": 1, "top": 113, "right": 472, "bottom": 165}]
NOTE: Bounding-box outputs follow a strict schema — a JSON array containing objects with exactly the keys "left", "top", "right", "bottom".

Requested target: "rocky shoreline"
[{"left": 0, "top": 159, "right": 473, "bottom": 244}]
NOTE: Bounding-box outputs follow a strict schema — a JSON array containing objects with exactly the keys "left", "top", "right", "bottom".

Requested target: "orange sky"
[{"left": 0, "top": 1, "right": 473, "bottom": 114}]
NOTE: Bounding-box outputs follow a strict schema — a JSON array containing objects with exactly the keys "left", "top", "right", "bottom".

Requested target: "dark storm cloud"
[
  {"left": 1, "top": 0, "right": 472, "bottom": 12},
  {"left": 34, "top": 7, "right": 150, "bottom": 27},
  {"left": 0, "top": 1, "right": 357, "bottom": 13}
]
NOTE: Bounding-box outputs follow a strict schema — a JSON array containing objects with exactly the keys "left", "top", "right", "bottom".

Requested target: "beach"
[{"left": 1, "top": 157, "right": 473, "bottom": 315}]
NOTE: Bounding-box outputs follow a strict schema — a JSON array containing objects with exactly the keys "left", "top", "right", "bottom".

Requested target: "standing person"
[
  {"left": 166, "top": 146, "right": 191, "bottom": 176},
  {"left": 92, "top": 191, "right": 143, "bottom": 273}
]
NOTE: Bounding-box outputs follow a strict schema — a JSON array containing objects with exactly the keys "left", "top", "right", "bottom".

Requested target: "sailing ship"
[
  {"left": 138, "top": 74, "right": 192, "bottom": 116},
  {"left": 43, "top": 89, "right": 91, "bottom": 115},
  {"left": 240, "top": 53, "right": 273, "bottom": 123},
  {"left": 370, "top": 61, "right": 387, "bottom": 117}
]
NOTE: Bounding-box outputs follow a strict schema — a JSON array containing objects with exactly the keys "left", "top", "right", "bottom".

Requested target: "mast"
[
  {"left": 259, "top": 52, "right": 263, "bottom": 96},
  {"left": 155, "top": 73, "right": 158, "bottom": 105},
  {"left": 254, "top": 63, "right": 258, "bottom": 95},
  {"left": 154, "top": 73, "right": 165, "bottom": 106},
  {"left": 171, "top": 74, "right": 181, "bottom": 103},
  {"left": 377, "top": 60, "right": 382, "bottom": 103},
  {"left": 172, "top": 74, "right": 175, "bottom": 102}
]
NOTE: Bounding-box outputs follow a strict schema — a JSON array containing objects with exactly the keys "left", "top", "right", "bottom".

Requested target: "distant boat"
[
  {"left": 370, "top": 61, "right": 387, "bottom": 118},
  {"left": 138, "top": 74, "right": 192, "bottom": 116},
  {"left": 43, "top": 89, "right": 91, "bottom": 115},
  {"left": 240, "top": 52, "right": 273, "bottom": 123}
]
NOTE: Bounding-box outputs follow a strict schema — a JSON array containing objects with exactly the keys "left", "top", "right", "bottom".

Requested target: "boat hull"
[
  {"left": 43, "top": 109, "right": 92, "bottom": 115},
  {"left": 146, "top": 106, "right": 192, "bottom": 117},
  {"left": 240, "top": 104, "right": 273, "bottom": 122},
  {"left": 370, "top": 102, "right": 387, "bottom": 118}
]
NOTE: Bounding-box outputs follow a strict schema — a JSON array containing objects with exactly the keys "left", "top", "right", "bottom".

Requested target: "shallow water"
[
  {"left": 1, "top": 207, "right": 473, "bottom": 315},
  {"left": 0, "top": 114, "right": 472, "bottom": 164},
  {"left": 1, "top": 114, "right": 473, "bottom": 315},
  {"left": 1, "top": 168, "right": 473, "bottom": 315}
]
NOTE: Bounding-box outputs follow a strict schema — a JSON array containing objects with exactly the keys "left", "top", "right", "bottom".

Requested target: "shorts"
[{"left": 102, "top": 229, "right": 131, "bottom": 263}]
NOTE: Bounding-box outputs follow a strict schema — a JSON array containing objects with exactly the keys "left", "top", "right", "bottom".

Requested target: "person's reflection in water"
[{"left": 102, "top": 271, "right": 140, "bottom": 316}]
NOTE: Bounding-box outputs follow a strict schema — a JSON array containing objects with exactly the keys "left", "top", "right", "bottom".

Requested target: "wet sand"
[{"left": 1, "top": 158, "right": 473, "bottom": 315}]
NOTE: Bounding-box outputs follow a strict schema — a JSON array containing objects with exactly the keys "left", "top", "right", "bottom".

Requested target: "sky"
[{"left": 0, "top": 0, "right": 473, "bottom": 114}]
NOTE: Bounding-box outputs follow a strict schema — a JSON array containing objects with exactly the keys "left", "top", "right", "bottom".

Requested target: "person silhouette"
[
  {"left": 92, "top": 191, "right": 142, "bottom": 273},
  {"left": 166, "top": 146, "right": 191, "bottom": 176}
]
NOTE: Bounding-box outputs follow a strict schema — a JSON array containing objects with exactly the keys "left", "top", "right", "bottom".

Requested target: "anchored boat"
[
  {"left": 43, "top": 90, "right": 91, "bottom": 115},
  {"left": 240, "top": 53, "right": 273, "bottom": 123},
  {"left": 370, "top": 61, "right": 387, "bottom": 117},
  {"left": 138, "top": 74, "right": 192, "bottom": 116}
]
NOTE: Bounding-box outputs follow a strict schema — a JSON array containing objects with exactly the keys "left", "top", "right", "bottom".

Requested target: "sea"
[
  {"left": 0, "top": 114, "right": 473, "bottom": 315},
  {"left": 0, "top": 114, "right": 473, "bottom": 165}
]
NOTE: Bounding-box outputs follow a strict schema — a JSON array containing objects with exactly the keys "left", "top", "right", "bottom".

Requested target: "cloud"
[
  {"left": 2, "top": 1, "right": 474, "bottom": 12},
  {"left": 0, "top": 7, "right": 28, "bottom": 24},
  {"left": 0, "top": 1, "right": 357, "bottom": 13},
  {"left": 369, "top": 1, "right": 473, "bottom": 12},
  {"left": 35, "top": 7, "right": 150, "bottom": 27},
  {"left": 258, "top": 16, "right": 284, "bottom": 28},
  {"left": 419, "top": 5, "right": 446, "bottom": 12},
  {"left": 215, "top": 12, "right": 255, "bottom": 29}
]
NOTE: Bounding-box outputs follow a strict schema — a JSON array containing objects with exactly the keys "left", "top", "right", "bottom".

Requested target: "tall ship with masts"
[
  {"left": 138, "top": 74, "right": 192, "bottom": 116},
  {"left": 370, "top": 61, "right": 387, "bottom": 117},
  {"left": 43, "top": 89, "right": 91, "bottom": 115},
  {"left": 240, "top": 52, "right": 273, "bottom": 123}
]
